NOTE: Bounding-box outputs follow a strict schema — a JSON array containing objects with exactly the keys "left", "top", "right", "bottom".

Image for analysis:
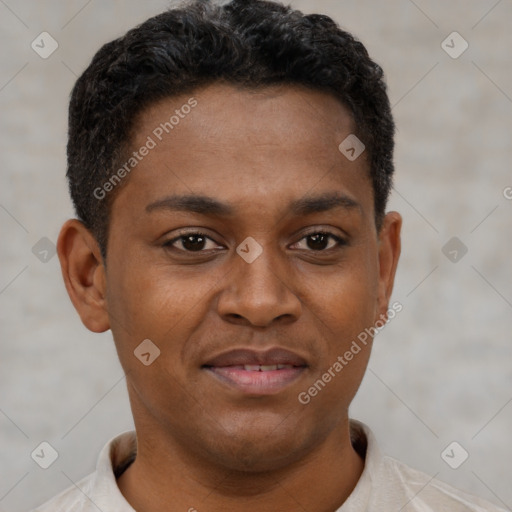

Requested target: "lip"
[
  {"left": 203, "top": 347, "right": 308, "bottom": 367},
  {"left": 202, "top": 347, "right": 308, "bottom": 396}
]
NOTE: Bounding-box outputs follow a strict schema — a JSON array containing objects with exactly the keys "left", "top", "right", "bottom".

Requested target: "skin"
[{"left": 57, "top": 83, "right": 401, "bottom": 512}]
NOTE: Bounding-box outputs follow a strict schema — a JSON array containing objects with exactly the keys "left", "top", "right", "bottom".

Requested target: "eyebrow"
[{"left": 145, "top": 192, "right": 361, "bottom": 217}]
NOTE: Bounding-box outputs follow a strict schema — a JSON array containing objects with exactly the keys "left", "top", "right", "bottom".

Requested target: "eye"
[
  {"left": 163, "top": 232, "right": 223, "bottom": 253},
  {"left": 163, "top": 230, "right": 347, "bottom": 254},
  {"left": 292, "top": 231, "right": 346, "bottom": 252}
]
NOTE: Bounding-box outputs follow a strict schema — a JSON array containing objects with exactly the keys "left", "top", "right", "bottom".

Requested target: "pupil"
[
  {"left": 179, "top": 234, "right": 329, "bottom": 252},
  {"left": 308, "top": 233, "right": 328, "bottom": 251},
  {"left": 183, "top": 235, "right": 205, "bottom": 251}
]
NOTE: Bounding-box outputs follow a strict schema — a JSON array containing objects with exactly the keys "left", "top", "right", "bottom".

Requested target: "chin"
[
  {"left": 210, "top": 441, "right": 303, "bottom": 474},
  {"left": 200, "top": 415, "right": 317, "bottom": 473}
]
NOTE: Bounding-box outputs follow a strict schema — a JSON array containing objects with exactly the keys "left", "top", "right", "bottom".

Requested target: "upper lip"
[{"left": 203, "top": 348, "right": 308, "bottom": 367}]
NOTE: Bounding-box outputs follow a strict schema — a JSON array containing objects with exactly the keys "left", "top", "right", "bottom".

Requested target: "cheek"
[
  {"left": 300, "top": 253, "right": 378, "bottom": 398},
  {"left": 107, "top": 258, "right": 193, "bottom": 332},
  {"left": 104, "top": 261, "right": 201, "bottom": 419},
  {"left": 299, "top": 271, "right": 375, "bottom": 413},
  {"left": 104, "top": 255, "right": 219, "bottom": 377},
  {"left": 308, "top": 256, "right": 378, "bottom": 335}
]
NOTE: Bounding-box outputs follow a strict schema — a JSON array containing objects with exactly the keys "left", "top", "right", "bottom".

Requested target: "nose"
[{"left": 216, "top": 244, "right": 302, "bottom": 327}]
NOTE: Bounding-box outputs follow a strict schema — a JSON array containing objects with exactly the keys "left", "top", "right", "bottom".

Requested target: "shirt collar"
[
  {"left": 88, "top": 420, "right": 380, "bottom": 511},
  {"left": 337, "top": 419, "right": 383, "bottom": 511},
  {"left": 86, "top": 430, "right": 137, "bottom": 511}
]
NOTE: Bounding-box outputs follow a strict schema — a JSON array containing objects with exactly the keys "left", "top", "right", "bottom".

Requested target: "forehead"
[
  {"left": 113, "top": 83, "right": 373, "bottom": 221},
  {"left": 134, "top": 83, "right": 356, "bottom": 157}
]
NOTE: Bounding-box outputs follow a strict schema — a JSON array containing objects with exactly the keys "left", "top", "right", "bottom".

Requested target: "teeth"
[
  {"left": 242, "top": 364, "right": 293, "bottom": 371},
  {"left": 244, "top": 365, "right": 261, "bottom": 371}
]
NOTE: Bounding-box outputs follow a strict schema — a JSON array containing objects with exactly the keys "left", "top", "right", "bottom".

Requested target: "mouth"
[{"left": 202, "top": 348, "right": 308, "bottom": 396}]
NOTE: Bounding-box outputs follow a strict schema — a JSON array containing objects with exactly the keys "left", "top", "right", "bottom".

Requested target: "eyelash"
[{"left": 163, "top": 230, "right": 347, "bottom": 253}]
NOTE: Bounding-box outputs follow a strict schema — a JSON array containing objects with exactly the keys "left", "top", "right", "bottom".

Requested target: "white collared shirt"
[{"left": 31, "top": 420, "right": 507, "bottom": 511}]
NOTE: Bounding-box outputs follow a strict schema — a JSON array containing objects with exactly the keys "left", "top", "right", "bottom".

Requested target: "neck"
[{"left": 117, "top": 420, "right": 365, "bottom": 512}]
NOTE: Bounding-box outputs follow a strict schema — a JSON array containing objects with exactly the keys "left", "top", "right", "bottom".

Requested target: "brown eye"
[
  {"left": 293, "top": 232, "right": 346, "bottom": 252},
  {"left": 164, "top": 232, "right": 221, "bottom": 252},
  {"left": 178, "top": 234, "right": 208, "bottom": 251}
]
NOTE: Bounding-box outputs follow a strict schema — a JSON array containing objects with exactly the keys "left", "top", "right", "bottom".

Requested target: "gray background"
[{"left": 1, "top": 0, "right": 511, "bottom": 510}]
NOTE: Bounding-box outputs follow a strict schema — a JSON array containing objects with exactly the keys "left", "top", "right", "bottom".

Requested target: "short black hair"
[{"left": 67, "top": 0, "right": 395, "bottom": 260}]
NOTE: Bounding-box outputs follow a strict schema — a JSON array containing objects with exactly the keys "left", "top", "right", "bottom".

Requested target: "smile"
[
  {"left": 204, "top": 366, "right": 306, "bottom": 395},
  {"left": 202, "top": 347, "right": 309, "bottom": 395}
]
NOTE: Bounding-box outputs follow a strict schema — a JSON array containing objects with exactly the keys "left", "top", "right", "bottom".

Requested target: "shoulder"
[
  {"left": 347, "top": 420, "right": 506, "bottom": 512},
  {"left": 30, "top": 472, "right": 95, "bottom": 512},
  {"left": 375, "top": 455, "right": 507, "bottom": 511},
  {"left": 28, "top": 431, "right": 137, "bottom": 512}
]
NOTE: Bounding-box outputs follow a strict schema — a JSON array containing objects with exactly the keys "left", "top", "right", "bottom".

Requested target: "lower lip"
[{"left": 204, "top": 366, "right": 306, "bottom": 395}]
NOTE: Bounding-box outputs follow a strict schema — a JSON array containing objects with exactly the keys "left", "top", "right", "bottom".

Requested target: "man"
[{"left": 33, "top": 0, "right": 506, "bottom": 510}]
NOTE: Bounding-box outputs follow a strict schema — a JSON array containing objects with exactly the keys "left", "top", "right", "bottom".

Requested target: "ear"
[
  {"left": 375, "top": 211, "right": 402, "bottom": 322},
  {"left": 57, "top": 219, "right": 110, "bottom": 333}
]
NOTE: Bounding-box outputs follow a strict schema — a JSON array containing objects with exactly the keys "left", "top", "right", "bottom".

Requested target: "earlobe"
[
  {"left": 376, "top": 211, "right": 402, "bottom": 321},
  {"left": 57, "top": 219, "right": 110, "bottom": 333}
]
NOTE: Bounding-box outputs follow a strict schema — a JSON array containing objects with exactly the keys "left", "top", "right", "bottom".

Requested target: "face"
[{"left": 61, "top": 83, "right": 401, "bottom": 473}]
